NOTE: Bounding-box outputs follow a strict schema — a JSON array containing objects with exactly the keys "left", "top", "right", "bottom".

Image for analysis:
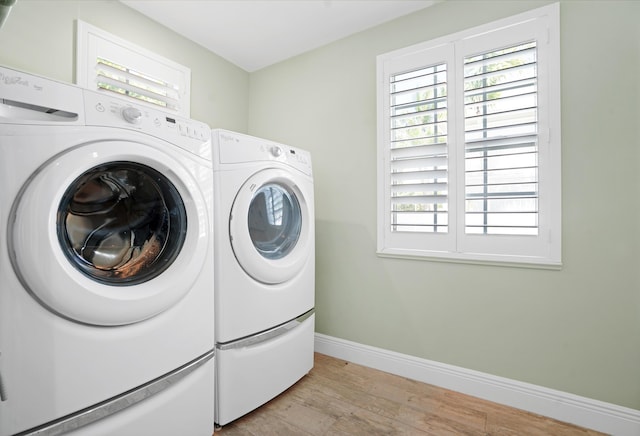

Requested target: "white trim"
[{"left": 315, "top": 333, "right": 640, "bottom": 436}]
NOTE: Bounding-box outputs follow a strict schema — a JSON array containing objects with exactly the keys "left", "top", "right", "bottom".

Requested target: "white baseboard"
[{"left": 314, "top": 333, "right": 640, "bottom": 436}]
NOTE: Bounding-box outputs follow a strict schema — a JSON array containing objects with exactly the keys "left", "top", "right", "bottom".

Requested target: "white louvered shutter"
[
  {"left": 76, "top": 21, "right": 190, "bottom": 117},
  {"left": 463, "top": 42, "right": 539, "bottom": 236},
  {"left": 94, "top": 58, "right": 182, "bottom": 113},
  {"left": 390, "top": 62, "right": 448, "bottom": 233}
]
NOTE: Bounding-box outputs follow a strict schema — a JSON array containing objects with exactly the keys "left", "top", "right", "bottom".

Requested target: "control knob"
[
  {"left": 122, "top": 106, "right": 143, "bottom": 124},
  {"left": 269, "top": 145, "right": 283, "bottom": 157}
]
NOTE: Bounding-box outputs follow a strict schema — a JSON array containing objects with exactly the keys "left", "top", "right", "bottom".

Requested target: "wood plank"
[{"left": 216, "top": 353, "right": 604, "bottom": 435}]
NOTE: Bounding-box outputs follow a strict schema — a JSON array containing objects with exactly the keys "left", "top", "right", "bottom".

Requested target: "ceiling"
[{"left": 120, "top": 0, "right": 437, "bottom": 72}]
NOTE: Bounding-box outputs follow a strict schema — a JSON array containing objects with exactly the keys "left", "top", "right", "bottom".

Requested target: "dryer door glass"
[
  {"left": 248, "top": 183, "right": 301, "bottom": 259},
  {"left": 57, "top": 161, "right": 187, "bottom": 285}
]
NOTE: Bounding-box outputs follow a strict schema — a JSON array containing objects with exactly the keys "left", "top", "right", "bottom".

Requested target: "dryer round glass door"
[
  {"left": 230, "top": 168, "right": 314, "bottom": 285},
  {"left": 10, "top": 140, "right": 209, "bottom": 326},
  {"left": 248, "top": 183, "right": 301, "bottom": 260},
  {"left": 58, "top": 162, "right": 186, "bottom": 285}
]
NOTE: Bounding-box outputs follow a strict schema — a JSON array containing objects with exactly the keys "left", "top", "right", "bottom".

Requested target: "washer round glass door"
[
  {"left": 230, "top": 168, "right": 313, "bottom": 284},
  {"left": 11, "top": 140, "right": 209, "bottom": 326},
  {"left": 58, "top": 161, "right": 186, "bottom": 286}
]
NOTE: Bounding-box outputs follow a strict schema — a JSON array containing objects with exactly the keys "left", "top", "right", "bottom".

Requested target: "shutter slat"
[
  {"left": 391, "top": 107, "right": 447, "bottom": 126},
  {"left": 464, "top": 61, "right": 536, "bottom": 85},
  {"left": 391, "top": 156, "right": 447, "bottom": 171},
  {"left": 391, "top": 195, "right": 447, "bottom": 205},
  {"left": 393, "top": 125, "right": 448, "bottom": 143},
  {"left": 464, "top": 45, "right": 536, "bottom": 66},
  {"left": 391, "top": 94, "right": 447, "bottom": 114},
  {"left": 465, "top": 134, "right": 537, "bottom": 152},
  {"left": 391, "top": 144, "right": 447, "bottom": 159},
  {"left": 392, "top": 133, "right": 448, "bottom": 147},
  {"left": 391, "top": 169, "right": 448, "bottom": 182},
  {"left": 391, "top": 182, "right": 448, "bottom": 193},
  {"left": 465, "top": 121, "right": 537, "bottom": 138},
  {"left": 464, "top": 83, "right": 536, "bottom": 103}
]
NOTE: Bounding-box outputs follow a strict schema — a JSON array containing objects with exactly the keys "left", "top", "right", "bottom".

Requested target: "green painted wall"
[
  {"left": 248, "top": 1, "right": 640, "bottom": 409},
  {"left": 0, "top": 0, "right": 249, "bottom": 132},
  {"left": 0, "top": 0, "right": 638, "bottom": 412}
]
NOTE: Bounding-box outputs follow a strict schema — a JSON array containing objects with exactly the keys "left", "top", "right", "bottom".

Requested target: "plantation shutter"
[
  {"left": 377, "top": 3, "right": 560, "bottom": 265},
  {"left": 389, "top": 62, "right": 449, "bottom": 233},
  {"left": 76, "top": 21, "right": 190, "bottom": 117},
  {"left": 94, "top": 58, "right": 182, "bottom": 113},
  {"left": 463, "top": 42, "right": 539, "bottom": 236}
]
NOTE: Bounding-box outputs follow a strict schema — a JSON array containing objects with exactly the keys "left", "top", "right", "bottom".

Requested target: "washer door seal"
[{"left": 10, "top": 140, "right": 209, "bottom": 326}]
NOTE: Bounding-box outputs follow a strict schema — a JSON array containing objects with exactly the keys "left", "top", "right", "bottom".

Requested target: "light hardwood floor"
[{"left": 216, "top": 353, "right": 604, "bottom": 435}]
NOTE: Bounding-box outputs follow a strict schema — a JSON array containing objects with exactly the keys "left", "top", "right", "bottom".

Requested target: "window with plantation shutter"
[
  {"left": 377, "top": 4, "right": 561, "bottom": 267},
  {"left": 76, "top": 21, "right": 190, "bottom": 117}
]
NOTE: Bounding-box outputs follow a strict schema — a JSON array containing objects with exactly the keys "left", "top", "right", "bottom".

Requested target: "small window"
[
  {"left": 377, "top": 4, "right": 561, "bottom": 267},
  {"left": 76, "top": 21, "right": 191, "bottom": 117}
]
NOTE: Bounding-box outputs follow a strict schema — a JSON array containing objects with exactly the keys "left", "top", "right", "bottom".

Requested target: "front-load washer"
[
  {"left": 211, "top": 129, "right": 315, "bottom": 426},
  {"left": 0, "top": 66, "right": 215, "bottom": 436}
]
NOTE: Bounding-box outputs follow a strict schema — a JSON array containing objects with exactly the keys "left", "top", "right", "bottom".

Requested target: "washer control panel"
[{"left": 83, "top": 90, "right": 211, "bottom": 159}]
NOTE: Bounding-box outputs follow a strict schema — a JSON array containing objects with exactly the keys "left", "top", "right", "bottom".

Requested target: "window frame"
[{"left": 376, "top": 3, "right": 561, "bottom": 268}]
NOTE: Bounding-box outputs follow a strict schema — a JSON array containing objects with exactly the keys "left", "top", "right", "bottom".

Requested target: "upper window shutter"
[{"left": 76, "top": 21, "right": 190, "bottom": 117}]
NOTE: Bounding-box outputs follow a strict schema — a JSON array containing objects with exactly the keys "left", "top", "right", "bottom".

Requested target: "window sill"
[{"left": 376, "top": 249, "right": 563, "bottom": 270}]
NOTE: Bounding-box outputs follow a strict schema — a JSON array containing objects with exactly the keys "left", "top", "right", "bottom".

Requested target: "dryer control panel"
[
  {"left": 83, "top": 90, "right": 211, "bottom": 160},
  {"left": 213, "top": 129, "right": 312, "bottom": 176}
]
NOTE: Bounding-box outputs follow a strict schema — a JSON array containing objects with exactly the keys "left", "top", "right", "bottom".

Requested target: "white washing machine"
[
  {"left": 0, "top": 66, "right": 215, "bottom": 436},
  {"left": 211, "top": 129, "right": 315, "bottom": 426}
]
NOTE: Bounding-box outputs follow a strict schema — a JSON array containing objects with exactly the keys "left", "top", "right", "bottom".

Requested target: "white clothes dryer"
[
  {"left": 211, "top": 129, "right": 315, "bottom": 426},
  {"left": 0, "top": 66, "right": 215, "bottom": 436}
]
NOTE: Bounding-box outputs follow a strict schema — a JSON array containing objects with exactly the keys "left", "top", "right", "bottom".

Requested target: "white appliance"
[
  {"left": 0, "top": 66, "right": 215, "bottom": 436},
  {"left": 211, "top": 129, "right": 315, "bottom": 426}
]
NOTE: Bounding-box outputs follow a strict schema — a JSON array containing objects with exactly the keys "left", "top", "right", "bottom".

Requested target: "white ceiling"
[{"left": 120, "top": 0, "right": 437, "bottom": 72}]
